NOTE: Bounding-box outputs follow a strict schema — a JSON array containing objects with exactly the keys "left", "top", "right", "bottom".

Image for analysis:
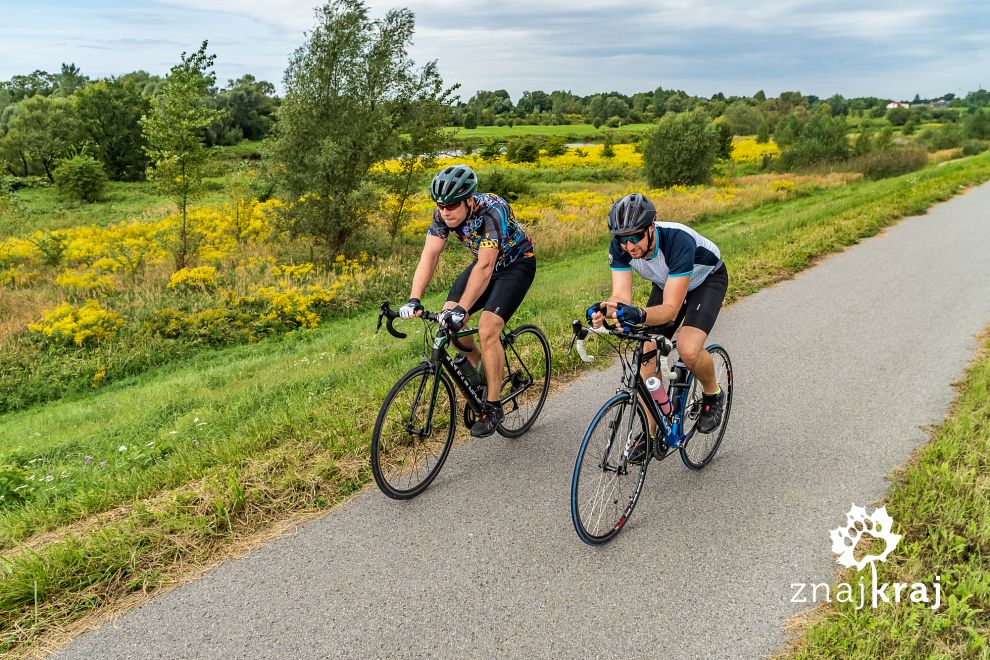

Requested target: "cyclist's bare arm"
[
  {"left": 454, "top": 246, "right": 497, "bottom": 313},
  {"left": 642, "top": 274, "right": 688, "bottom": 326},
  {"left": 409, "top": 235, "right": 446, "bottom": 300}
]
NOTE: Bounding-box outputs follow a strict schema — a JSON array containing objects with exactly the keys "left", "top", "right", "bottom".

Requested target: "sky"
[{"left": 2, "top": 0, "right": 988, "bottom": 102}]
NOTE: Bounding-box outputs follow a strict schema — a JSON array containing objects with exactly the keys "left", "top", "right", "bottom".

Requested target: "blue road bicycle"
[{"left": 568, "top": 319, "right": 733, "bottom": 545}]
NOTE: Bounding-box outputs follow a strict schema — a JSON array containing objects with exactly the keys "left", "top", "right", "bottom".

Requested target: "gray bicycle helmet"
[
  {"left": 607, "top": 193, "right": 656, "bottom": 235},
  {"left": 430, "top": 164, "right": 478, "bottom": 204}
]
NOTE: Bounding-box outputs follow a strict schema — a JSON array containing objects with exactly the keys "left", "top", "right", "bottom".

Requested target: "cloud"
[{"left": 2, "top": 0, "right": 987, "bottom": 99}]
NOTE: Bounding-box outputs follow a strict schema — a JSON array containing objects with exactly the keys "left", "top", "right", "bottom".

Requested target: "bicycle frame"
[{"left": 626, "top": 340, "right": 693, "bottom": 451}]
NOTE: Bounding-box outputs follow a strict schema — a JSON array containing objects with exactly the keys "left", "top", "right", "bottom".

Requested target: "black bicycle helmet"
[
  {"left": 430, "top": 164, "right": 478, "bottom": 204},
  {"left": 607, "top": 193, "right": 656, "bottom": 235}
]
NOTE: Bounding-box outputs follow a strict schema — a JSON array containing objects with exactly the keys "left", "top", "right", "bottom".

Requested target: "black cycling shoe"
[
  {"left": 470, "top": 402, "right": 504, "bottom": 438},
  {"left": 696, "top": 390, "right": 725, "bottom": 434},
  {"left": 627, "top": 433, "right": 648, "bottom": 465}
]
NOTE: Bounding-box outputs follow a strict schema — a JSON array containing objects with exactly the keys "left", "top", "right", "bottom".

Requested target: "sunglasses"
[
  {"left": 616, "top": 229, "right": 648, "bottom": 245},
  {"left": 436, "top": 200, "right": 463, "bottom": 211}
]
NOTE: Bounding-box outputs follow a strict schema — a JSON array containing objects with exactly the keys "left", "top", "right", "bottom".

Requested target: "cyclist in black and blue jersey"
[
  {"left": 587, "top": 193, "right": 728, "bottom": 439},
  {"left": 398, "top": 164, "right": 536, "bottom": 438}
]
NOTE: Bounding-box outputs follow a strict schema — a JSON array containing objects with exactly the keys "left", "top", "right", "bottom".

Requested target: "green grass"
[
  {"left": 2, "top": 153, "right": 990, "bottom": 654},
  {"left": 5, "top": 182, "right": 175, "bottom": 234},
  {"left": 3, "top": 169, "right": 256, "bottom": 236},
  {"left": 783, "top": 332, "right": 990, "bottom": 658},
  {"left": 450, "top": 123, "right": 653, "bottom": 140}
]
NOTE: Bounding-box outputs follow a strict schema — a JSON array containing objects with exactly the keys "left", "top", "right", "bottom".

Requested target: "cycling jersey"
[
  {"left": 608, "top": 221, "right": 722, "bottom": 291},
  {"left": 427, "top": 193, "right": 535, "bottom": 272}
]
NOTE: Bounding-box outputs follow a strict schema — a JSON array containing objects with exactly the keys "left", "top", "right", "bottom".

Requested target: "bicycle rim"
[
  {"left": 371, "top": 365, "right": 456, "bottom": 499},
  {"left": 679, "top": 345, "right": 732, "bottom": 470},
  {"left": 497, "top": 325, "right": 551, "bottom": 438},
  {"left": 571, "top": 394, "right": 648, "bottom": 545}
]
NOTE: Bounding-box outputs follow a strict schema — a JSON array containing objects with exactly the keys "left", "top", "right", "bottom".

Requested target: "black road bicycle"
[
  {"left": 371, "top": 301, "right": 551, "bottom": 499},
  {"left": 568, "top": 319, "right": 733, "bottom": 545}
]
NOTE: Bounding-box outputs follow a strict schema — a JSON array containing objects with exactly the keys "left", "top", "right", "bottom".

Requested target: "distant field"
[{"left": 449, "top": 123, "right": 654, "bottom": 140}]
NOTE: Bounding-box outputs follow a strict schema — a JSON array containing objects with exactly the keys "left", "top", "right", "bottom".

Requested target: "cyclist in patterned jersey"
[
  {"left": 398, "top": 164, "right": 536, "bottom": 438},
  {"left": 587, "top": 193, "right": 728, "bottom": 447}
]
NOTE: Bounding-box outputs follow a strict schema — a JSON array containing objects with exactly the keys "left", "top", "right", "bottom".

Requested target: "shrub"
[
  {"left": 28, "top": 300, "right": 124, "bottom": 347},
  {"left": 483, "top": 169, "right": 531, "bottom": 201},
  {"left": 919, "top": 124, "right": 964, "bottom": 151},
  {"left": 600, "top": 134, "right": 615, "bottom": 159},
  {"left": 54, "top": 154, "right": 108, "bottom": 203},
  {"left": 964, "top": 110, "right": 990, "bottom": 140},
  {"left": 756, "top": 122, "right": 770, "bottom": 144},
  {"left": 641, "top": 109, "right": 720, "bottom": 187},
  {"left": 168, "top": 266, "right": 219, "bottom": 291},
  {"left": 543, "top": 135, "right": 568, "bottom": 157},
  {"left": 505, "top": 138, "right": 539, "bottom": 163},
  {"left": 777, "top": 112, "right": 849, "bottom": 169},
  {"left": 478, "top": 138, "right": 502, "bottom": 162},
  {"left": 962, "top": 140, "right": 989, "bottom": 156},
  {"left": 852, "top": 148, "right": 928, "bottom": 180}
]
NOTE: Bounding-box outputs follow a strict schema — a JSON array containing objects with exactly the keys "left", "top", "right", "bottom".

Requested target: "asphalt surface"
[{"left": 56, "top": 182, "right": 990, "bottom": 659}]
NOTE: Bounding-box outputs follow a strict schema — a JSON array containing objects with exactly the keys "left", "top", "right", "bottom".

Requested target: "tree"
[
  {"left": 265, "top": 0, "right": 449, "bottom": 250},
  {"left": 55, "top": 63, "right": 88, "bottom": 97},
  {"left": 141, "top": 41, "right": 226, "bottom": 271},
  {"left": 0, "top": 95, "right": 82, "bottom": 180},
  {"left": 209, "top": 74, "right": 278, "bottom": 145},
  {"left": 641, "top": 109, "right": 720, "bottom": 187},
  {"left": 381, "top": 93, "right": 452, "bottom": 246},
  {"left": 76, "top": 78, "right": 150, "bottom": 180}
]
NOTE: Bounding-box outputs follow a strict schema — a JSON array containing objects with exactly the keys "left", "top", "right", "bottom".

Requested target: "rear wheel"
[
  {"left": 496, "top": 325, "right": 551, "bottom": 438},
  {"left": 679, "top": 345, "right": 733, "bottom": 470},
  {"left": 571, "top": 394, "right": 649, "bottom": 545},
  {"left": 371, "top": 365, "right": 456, "bottom": 499}
]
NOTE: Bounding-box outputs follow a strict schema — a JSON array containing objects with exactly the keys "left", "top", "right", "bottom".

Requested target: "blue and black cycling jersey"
[
  {"left": 427, "top": 193, "right": 535, "bottom": 272},
  {"left": 608, "top": 221, "right": 722, "bottom": 291}
]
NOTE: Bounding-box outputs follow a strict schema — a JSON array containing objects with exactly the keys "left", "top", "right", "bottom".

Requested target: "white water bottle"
[{"left": 645, "top": 376, "right": 672, "bottom": 415}]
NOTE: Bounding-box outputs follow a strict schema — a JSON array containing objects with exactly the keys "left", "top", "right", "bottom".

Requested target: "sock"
[{"left": 703, "top": 387, "right": 721, "bottom": 398}]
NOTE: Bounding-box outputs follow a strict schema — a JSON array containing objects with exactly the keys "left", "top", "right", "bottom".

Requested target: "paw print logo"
[{"left": 829, "top": 504, "right": 902, "bottom": 571}]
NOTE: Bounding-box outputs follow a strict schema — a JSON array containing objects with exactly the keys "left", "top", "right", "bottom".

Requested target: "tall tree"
[
  {"left": 0, "top": 95, "right": 82, "bottom": 180},
  {"left": 141, "top": 41, "right": 226, "bottom": 271},
  {"left": 76, "top": 78, "right": 150, "bottom": 180},
  {"left": 265, "top": 0, "right": 449, "bottom": 250}
]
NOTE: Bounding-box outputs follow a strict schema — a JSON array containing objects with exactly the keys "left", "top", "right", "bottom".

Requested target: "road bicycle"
[
  {"left": 568, "top": 318, "right": 733, "bottom": 545},
  {"left": 371, "top": 300, "right": 551, "bottom": 499}
]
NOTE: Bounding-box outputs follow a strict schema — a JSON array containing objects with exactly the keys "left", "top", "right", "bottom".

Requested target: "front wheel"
[
  {"left": 679, "top": 345, "right": 733, "bottom": 470},
  {"left": 571, "top": 393, "right": 649, "bottom": 545},
  {"left": 497, "top": 325, "right": 551, "bottom": 438},
  {"left": 371, "top": 364, "right": 456, "bottom": 499}
]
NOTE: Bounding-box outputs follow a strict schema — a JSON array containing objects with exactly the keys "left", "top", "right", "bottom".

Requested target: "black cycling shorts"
[
  {"left": 447, "top": 256, "right": 536, "bottom": 322},
  {"left": 647, "top": 264, "right": 728, "bottom": 338}
]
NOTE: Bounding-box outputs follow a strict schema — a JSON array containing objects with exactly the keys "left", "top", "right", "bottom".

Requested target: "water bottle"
[
  {"left": 452, "top": 353, "right": 482, "bottom": 390},
  {"left": 645, "top": 376, "right": 672, "bottom": 415}
]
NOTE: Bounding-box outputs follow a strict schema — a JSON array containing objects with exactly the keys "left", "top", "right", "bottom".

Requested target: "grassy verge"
[
  {"left": 2, "top": 154, "right": 990, "bottom": 655},
  {"left": 782, "top": 330, "right": 990, "bottom": 658}
]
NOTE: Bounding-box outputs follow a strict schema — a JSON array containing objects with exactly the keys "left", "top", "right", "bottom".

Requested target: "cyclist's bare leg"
[
  {"left": 441, "top": 301, "right": 480, "bottom": 369},
  {"left": 477, "top": 311, "right": 505, "bottom": 400},
  {"left": 676, "top": 326, "right": 718, "bottom": 394}
]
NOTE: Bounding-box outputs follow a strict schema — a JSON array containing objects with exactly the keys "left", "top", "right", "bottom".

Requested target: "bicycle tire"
[
  {"left": 571, "top": 393, "right": 649, "bottom": 545},
  {"left": 679, "top": 345, "right": 733, "bottom": 470},
  {"left": 497, "top": 325, "right": 551, "bottom": 438},
  {"left": 371, "top": 364, "right": 457, "bottom": 499}
]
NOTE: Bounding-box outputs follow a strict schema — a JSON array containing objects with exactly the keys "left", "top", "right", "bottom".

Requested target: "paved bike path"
[{"left": 56, "top": 182, "right": 990, "bottom": 659}]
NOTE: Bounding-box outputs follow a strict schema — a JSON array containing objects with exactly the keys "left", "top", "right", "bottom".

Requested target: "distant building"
[
  {"left": 885, "top": 102, "right": 910, "bottom": 109},
  {"left": 928, "top": 100, "right": 950, "bottom": 108}
]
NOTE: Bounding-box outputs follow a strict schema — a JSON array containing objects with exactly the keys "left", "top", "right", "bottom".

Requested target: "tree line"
[
  {"left": 0, "top": 65, "right": 277, "bottom": 182},
  {"left": 3, "top": 0, "right": 990, "bottom": 259}
]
